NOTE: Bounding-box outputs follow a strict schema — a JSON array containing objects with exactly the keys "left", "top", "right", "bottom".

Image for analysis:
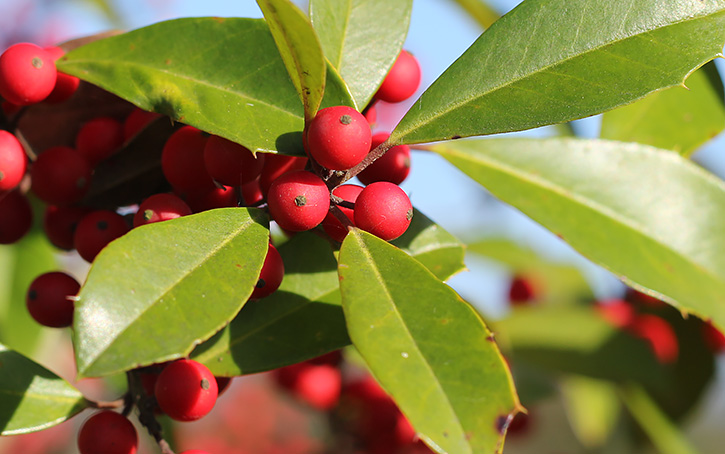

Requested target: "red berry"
[
  {"left": 184, "top": 185, "right": 237, "bottom": 213},
  {"left": 77, "top": 410, "right": 138, "bottom": 454},
  {"left": 43, "top": 205, "right": 91, "bottom": 250},
  {"left": 322, "top": 184, "right": 363, "bottom": 242},
  {"left": 357, "top": 133, "right": 411, "bottom": 185},
  {"left": 241, "top": 177, "right": 264, "bottom": 206},
  {"left": 161, "top": 126, "right": 215, "bottom": 193},
  {"left": 203, "top": 135, "right": 265, "bottom": 186},
  {"left": 375, "top": 50, "right": 421, "bottom": 103},
  {"left": 0, "top": 130, "right": 26, "bottom": 191},
  {"left": 123, "top": 107, "right": 162, "bottom": 140},
  {"left": 307, "top": 350, "right": 343, "bottom": 366},
  {"left": 0, "top": 43, "right": 57, "bottom": 105},
  {"left": 354, "top": 182, "right": 412, "bottom": 241},
  {"left": 628, "top": 314, "right": 679, "bottom": 364},
  {"left": 251, "top": 243, "right": 284, "bottom": 299},
  {"left": 596, "top": 299, "right": 635, "bottom": 328},
  {"left": 26, "top": 271, "right": 79, "bottom": 328},
  {"left": 508, "top": 275, "right": 536, "bottom": 305},
  {"left": 363, "top": 102, "right": 377, "bottom": 127},
  {"left": 155, "top": 359, "right": 218, "bottom": 421},
  {"left": 626, "top": 287, "right": 666, "bottom": 307},
  {"left": 74, "top": 210, "right": 129, "bottom": 262},
  {"left": 31, "top": 146, "right": 92, "bottom": 205},
  {"left": 306, "top": 106, "right": 372, "bottom": 170},
  {"left": 0, "top": 190, "right": 32, "bottom": 244},
  {"left": 75, "top": 117, "right": 124, "bottom": 166},
  {"left": 215, "top": 376, "right": 232, "bottom": 396},
  {"left": 703, "top": 321, "right": 725, "bottom": 354},
  {"left": 179, "top": 451, "right": 211, "bottom": 454},
  {"left": 293, "top": 363, "right": 342, "bottom": 410},
  {"left": 267, "top": 170, "right": 330, "bottom": 231},
  {"left": 43, "top": 46, "right": 80, "bottom": 103},
  {"left": 259, "top": 153, "right": 308, "bottom": 196},
  {"left": 133, "top": 193, "right": 191, "bottom": 227}
]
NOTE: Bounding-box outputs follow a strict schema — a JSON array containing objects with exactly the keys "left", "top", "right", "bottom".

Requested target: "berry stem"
[
  {"left": 127, "top": 370, "right": 177, "bottom": 454},
  {"left": 329, "top": 204, "right": 353, "bottom": 229},
  {"left": 326, "top": 141, "right": 394, "bottom": 188}
]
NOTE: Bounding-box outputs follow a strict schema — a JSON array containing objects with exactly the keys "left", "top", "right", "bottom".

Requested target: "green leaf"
[
  {"left": 433, "top": 138, "right": 725, "bottom": 330},
  {"left": 600, "top": 61, "right": 725, "bottom": 157},
  {"left": 449, "top": 0, "right": 500, "bottom": 29},
  {"left": 391, "top": 0, "right": 725, "bottom": 145},
  {"left": 191, "top": 233, "right": 349, "bottom": 375},
  {"left": 73, "top": 208, "right": 269, "bottom": 378},
  {"left": 310, "top": 0, "right": 413, "bottom": 108},
  {"left": 560, "top": 376, "right": 620, "bottom": 449},
  {"left": 58, "top": 18, "right": 353, "bottom": 156},
  {"left": 257, "top": 0, "right": 327, "bottom": 121},
  {"left": 339, "top": 229, "right": 520, "bottom": 454},
  {"left": 0, "top": 343, "right": 87, "bottom": 435},
  {"left": 391, "top": 209, "right": 466, "bottom": 281}
]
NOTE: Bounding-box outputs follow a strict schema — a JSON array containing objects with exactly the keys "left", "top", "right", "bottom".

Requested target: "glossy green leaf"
[
  {"left": 339, "top": 229, "right": 520, "bottom": 454},
  {"left": 433, "top": 138, "right": 725, "bottom": 330},
  {"left": 391, "top": 209, "right": 466, "bottom": 281},
  {"left": 310, "top": 0, "right": 413, "bottom": 108},
  {"left": 449, "top": 0, "right": 500, "bottom": 29},
  {"left": 0, "top": 344, "right": 86, "bottom": 435},
  {"left": 391, "top": 0, "right": 725, "bottom": 145},
  {"left": 561, "top": 376, "right": 620, "bottom": 448},
  {"left": 191, "top": 233, "right": 349, "bottom": 375},
  {"left": 257, "top": 0, "right": 326, "bottom": 121},
  {"left": 73, "top": 208, "right": 269, "bottom": 378},
  {"left": 601, "top": 61, "right": 725, "bottom": 156},
  {"left": 58, "top": 18, "right": 353, "bottom": 156}
]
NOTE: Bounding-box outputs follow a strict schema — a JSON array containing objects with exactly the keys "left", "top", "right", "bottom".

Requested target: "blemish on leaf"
[
  {"left": 487, "top": 334, "right": 496, "bottom": 342},
  {"left": 451, "top": 135, "right": 461, "bottom": 140},
  {"left": 495, "top": 414, "right": 512, "bottom": 434},
  {"left": 165, "top": 59, "right": 172, "bottom": 65},
  {"left": 235, "top": 264, "right": 242, "bottom": 268}
]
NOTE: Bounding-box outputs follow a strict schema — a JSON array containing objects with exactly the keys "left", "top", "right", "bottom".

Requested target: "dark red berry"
[
  {"left": 627, "top": 314, "right": 679, "bottom": 364},
  {"left": 0, "top": 190, "right": 32, "bottom": 244},
  {"left": 626, "top": 287, "right": 666, "bottom": 307},
  {"left": 357, "top": 132, "right": 411, "bottom": 185},
  {"left": 161, "top": 126, "right": 215, "bottom": 193},
  {"left": 0, "top": 130, "right": 26, "bottom": 191},
  {"left": 26, "top": 271, "right": 79, "bottom": 328},
  {"left": 123, "top": 107, "right": 162, "bottom": 140},
  {"left": 155, "top": 359, "right": 218, "bottom": 421},
  {"left": 259, "top": 153, "right": 308, "bottom": 197},
  {"left": 215, "top": 376, "right": 232, "bottom": 396},
  {"left": 75, "top": 117, "right": 124, "bottom": 166},
  {"left": 179, "top": 451, "right": 211, "bottom": 454},
  {"left": 363, "top": 102, "right": 377, "bottom": 127},
  {"left": 0, "top": 43, "right": 57, "bottom": 105},
  {"left": 251, "top": 243, "right": 284, "bottom": 299},
  {"left": 184, "top": 185, "right": 237, "bottom": 213},
  {"left": 354, "top": 182, "right": 412, "bottom": 241},
  {"left": 203, "top": 135, "right": 265, "bottom": 186},
  {"left": 43, "top": 46, "right": 80, "bottom": 103},
  {"left": 267, "top": 170, "right": 330, "bottom": 231},
  {"left": 31, "top": 146, "right": 92, "bottom": 205},
  {"left": 322, "top": 184, "right": 363, "bottom": 242},
  {"left": 74, "top": 210, "right": 129, "bottom": 262},
  {"left": 596, "top": 299, "right": 635, "bottom": 328},
  {"left": 375, "top": 50, "right": 421, "bottom": 103},
  {"left": 306, "top": 106, "right": 372, "bottom": 170},
  {"left": 508, "top": 275, "right": 536, "bottom": 305},
  {"left": 77, "top": 410, "right": 138, "bottom": 454},
  {"left": 43, "top": 205, "right": 91, "bottom": 250},
  {"left": 702, "top": 321, "right": 725, "bottom": 354},
  {"left": 133, "top": 193, "right": 191, "bottom": 227},
  {"left": 241, "top": 177, "right": 264, "bottom": 206}
]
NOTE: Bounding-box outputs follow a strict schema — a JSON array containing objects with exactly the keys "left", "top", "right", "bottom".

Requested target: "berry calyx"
[
  {"left": 133, "top": 193, "right": 192, "bottom": 227},
  {"left": 77, "top": 410, "right": 138, "bottom": 454},
  {"left": 0, "top": 190, "right": 33, "bottom": 244},
  {"left": 251, "top": 243, "right": 284, "bottom": 299},
  {"left": 375, "top": 50, "right": 421, "bottom": 103},
  {"left": 30, "top": 146, "right": 92, "bottom": 205},
  {"left": 322, "top": 184, "right": 363, "bottom": 242},
  {"left": 0, "top": 130, "right": 26, "bottom": 191},
  {"left": 74, "top": 210, "right": 129, "bottom": 262},
  {"left": 267, "top": 170, "right": 330, "bottom": 231},
  {"left": 26, "top": 271, "right": 79, "bottom": 328},
  {"left": 155, "top": 359, "right": 219, "bottom": 421},
  {"left": 161, "top": 126, "right": 215, "bottom": 193},
  {"left": 75, "top": 117, "right": 124, "bottom": 166},
  {"left": 203, "top": 135, "right": 265, "bottom": 186},
  {"left": 357, "top": 132, "right": 411, "bottom": 185},
  {"left": 0, "top": 43, "right": 57, "bottom": 105},
  {"left": 306, "top": 106, "right": 372, "bottom": 170},
  {"left": 354, "top": 182, "right": 413, "bottom": 241}
]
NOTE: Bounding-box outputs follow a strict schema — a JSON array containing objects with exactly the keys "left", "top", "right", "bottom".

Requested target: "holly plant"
[{"left": 1, "top": 0, "right": 725, "bottom": 454}]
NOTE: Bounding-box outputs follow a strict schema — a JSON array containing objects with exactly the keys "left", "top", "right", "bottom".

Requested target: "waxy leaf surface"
[
  {"left": 310, "top": 0, "right": 413, "bottom": 108},
  {"left": 391, "top": 0, "right": 725, "bottom": 145},
  {"left": 339, "top": 229, "right": 520, "bottom": 454},
  {"left": 192, "top": 233, "right": 349, "bottom": 375},
  {"left": 58, "top": 18, "right": 353, "bottom": 156},
  {"left": 0, "top": 344, "right": 86, "bottom": 435},
  {"left": 74, "top": 208, "right": 269, "bottom": 378},
  {"left": 258, "top": 0, "right": 326, "bottom": 120},
  {"left": 434, "top": 138, "right": 725, "bottom": 330}
]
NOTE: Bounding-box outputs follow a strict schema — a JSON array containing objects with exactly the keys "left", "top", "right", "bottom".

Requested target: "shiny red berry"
[
  {"left": 77, "top": 410, "right": 138, "bottom": 454},
  {"left": 354, "top": 182, "right": 412, "bottom": 241},
  {"left": 259, "top": 153, "right": 308, "bottom": 196},
  {"left": 293, "top": 363, "right": 342, "bottom": 410},
  {"left": 375, "top": 50, "right": 421, "bottom": 103},
  {"left": 75, "top": 117, "right": 124, "bottom": 166},
  {"left": 203, "top": 135, "right": 265, "bottom": 186},
  {"left": 703, "top": 321, "right": 725, "bottom": 354},
  {"left": 43, "top": 46, "right": 80, "bottom": 103},
  {"left": 322, "top": 184, "right": 363, "bottom": 242},
  {"left": 43, "top": 205, "right": 91, "bottom": 250},
  {"left": 0, "top": 43, "right": 57, "bottom": 105},
  {"left": 357, "top": 133, "right": 411, "bottom": 185},
  {"left": 306, "top": 106, "right": 371, "bottom": 170},
  {"left": 0, "top": 130, "right": 26, "bottom": 191},
  {"left": 74, "top": 210, "right": 129, "bottom": 262},
  {"left": 26, "top": 271, "right": 79, "bottom": 328},
  {"left": 161, "top": 126, "right": 215, "bottom": 193},
  {"left": 0, "top": 190, "right": 32, "bottom": 244},
  {"left": 123, "top": 107, "right": 162, "bottom": 140},
  {"left": 267, "top": 170, "right": 330, "bottom": 231},
  {"left": 184, "top": 185, "right": 237, "bottom": 212},
  {"left": 31, "top": 146, "right": 92, "bottom": 205},
  {"left": 628, "top": 314, "right": 679, "bottom": 364},
  {"left": 133, "top": 193, "right": 191, "bottom": 227},
  {"left": 251, "top": 243, "right": 284, "bottom": 299},
  {"left": 155, "top": 359, "right": 218, "bottom": 422}
]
